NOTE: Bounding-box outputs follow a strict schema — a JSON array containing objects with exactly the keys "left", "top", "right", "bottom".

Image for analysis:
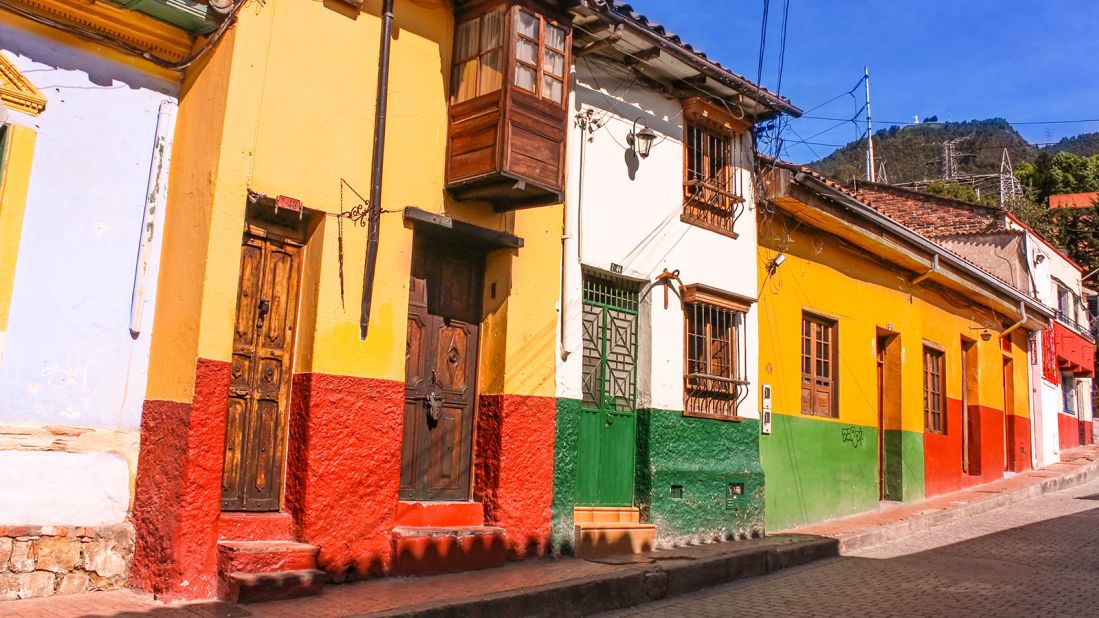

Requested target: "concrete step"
[
  {"left": 217, "top": 540, "right": 319, "bottom": 575},
  {"left": 574, "top": 506, "right": 641, "bottom": 524},
  {"left": 221, "top": 569, "right": 327, "bottom": 604},
  {"left": 391, "top": 526, "right": 508, "bottom": 576},
  {"left": 575, "top": 522, "right": 657, "bottom": 558}
]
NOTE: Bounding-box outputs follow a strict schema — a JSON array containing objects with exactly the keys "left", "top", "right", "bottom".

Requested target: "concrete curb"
[
  {"left": 365, "top": 535, "right": 838, "bottom": 618},
  {"left": 836, "top": 455, "right": 1099, "bottom": 554}
]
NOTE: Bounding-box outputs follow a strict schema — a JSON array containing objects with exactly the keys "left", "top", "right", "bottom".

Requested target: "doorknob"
[{"left": 426, "top": 391, "right": 443, "bottom": 422}]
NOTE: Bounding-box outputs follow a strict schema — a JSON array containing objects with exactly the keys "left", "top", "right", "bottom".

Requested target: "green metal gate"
[{"left": 577, "top": 275, "right": 639, "bottom": 507}]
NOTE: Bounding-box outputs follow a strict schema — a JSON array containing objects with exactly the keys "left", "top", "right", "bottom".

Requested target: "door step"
[
  {"left": 391, "top": 526, "right": 508, "bottom": 576},
  {"left": 574, "top": 506, "right": 641, "bottom": 524},
  {"left": 216, "top": 541, "right": 324, "bottom": 603},
  {"left": 222, "top": 569, "right": 327, "bottom": 604},
  {"left": 574, "top": 522, "right": 656, "bottom": 559}
]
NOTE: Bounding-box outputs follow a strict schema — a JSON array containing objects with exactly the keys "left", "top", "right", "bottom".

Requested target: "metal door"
[{"left": 576, "top": 275, "right": 639, "bottom": 507}]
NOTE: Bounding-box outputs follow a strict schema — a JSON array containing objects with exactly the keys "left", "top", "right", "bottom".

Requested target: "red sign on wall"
[{"left": 1042, "top": 328, "right": 1059, "bottom": 383}]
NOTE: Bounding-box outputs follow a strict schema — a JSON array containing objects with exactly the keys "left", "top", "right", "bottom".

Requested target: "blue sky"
[{"left": 621, "top": 1, "right": 1099, "bottom": 164}]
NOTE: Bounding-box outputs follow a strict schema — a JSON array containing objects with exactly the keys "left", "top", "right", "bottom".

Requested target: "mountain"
[
  {"left": 1040, "top": 132, "right": 1099, "bottom": 156},
  {"left": 806, "top": 119, "right": 1099, "bottom": 184}
]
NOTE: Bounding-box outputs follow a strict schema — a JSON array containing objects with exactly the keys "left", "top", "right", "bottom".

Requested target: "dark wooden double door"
[
  {"left": 221, "top": 231, "right": 302, "bottom": 512},
  {"left": 400, "top": 238, "right": 483, "bottom": 502}
]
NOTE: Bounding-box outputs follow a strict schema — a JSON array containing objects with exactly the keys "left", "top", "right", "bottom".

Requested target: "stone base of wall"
[{"left": 0, "top": 523, "right": 132, "bottom": 600}]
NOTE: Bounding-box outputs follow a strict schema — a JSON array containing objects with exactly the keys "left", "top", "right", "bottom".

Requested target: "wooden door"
[
  {"left": 221, "top": 233, "right": 302, "bottom": 512},
  {"left": 400, "top": 238, "right": 483, "bottom": 502},
  {"left": 877, "top": 337, "right": 886, "bottom": 500},
  {"left": 576, "top": 275, "right": 639, "bottom": 507},
  {"left": 1003, "top": 358, "right": 1015, "bottom": 471}
]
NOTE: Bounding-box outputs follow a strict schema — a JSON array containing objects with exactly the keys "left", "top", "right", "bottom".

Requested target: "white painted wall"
[
  {"left": 0, "top": 25, "right": 178, "bottom": 525},
  {"left": 558, "top": 59, "right": 759, "bottom": 418},
  {"left": 1019, "top": 229, "right": 1095, "bottom": 466}
]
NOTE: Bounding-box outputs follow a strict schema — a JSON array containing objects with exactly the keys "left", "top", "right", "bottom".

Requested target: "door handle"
[
  {"left": 256, "top": 299, "right": 271, "bottom": 330},
  {"left": 230, "top": 388, "right": 251, "bottom": 398}
]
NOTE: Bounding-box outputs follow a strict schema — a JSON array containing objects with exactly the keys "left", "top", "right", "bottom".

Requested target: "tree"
[{"left": 923, "top": 181, "right": 997, "bottom": 207}]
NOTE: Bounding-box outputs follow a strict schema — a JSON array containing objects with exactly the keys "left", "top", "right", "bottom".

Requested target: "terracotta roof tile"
[{"left": 1050, "top": 192, "right": 1099, "bottom": 209}]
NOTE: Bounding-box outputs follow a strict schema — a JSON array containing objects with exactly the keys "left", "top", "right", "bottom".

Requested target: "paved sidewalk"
[
  {"left": 788, "top": 444, "right": 1099, "bottom": 553},
  {"left": 5, "top": 444, "right": 1098, "bottom": 618}
]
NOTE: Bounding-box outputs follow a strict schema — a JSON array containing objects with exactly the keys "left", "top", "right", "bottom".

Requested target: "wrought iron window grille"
[{"left": 684, "top": 300, "right": 749, "bottom": 420}]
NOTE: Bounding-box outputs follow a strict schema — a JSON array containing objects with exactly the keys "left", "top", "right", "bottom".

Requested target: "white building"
[
  {"left": 552, "top": 2, "right": 800, "bottom": 555},
  {"left": 0, "top": 3, "right": 218, "bottom": 599}
]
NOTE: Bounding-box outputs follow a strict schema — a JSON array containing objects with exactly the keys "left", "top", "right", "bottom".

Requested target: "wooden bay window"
[
  {"left": 446, "top": 1, "right": 572, "bottom": 209},
  {"left": 683, "top": 285, "right": 751, "bottom": 420}
]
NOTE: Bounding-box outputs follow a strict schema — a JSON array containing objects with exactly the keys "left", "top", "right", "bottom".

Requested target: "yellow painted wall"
[
  {"left": 148, "top": 0, "right": 560, "bottom": 401},
  {"left": 0, "top": 125, "right": 35, "bottom": 347},
  {"left": 758, "top": 211, "right": 1031, "bottom": 431}
]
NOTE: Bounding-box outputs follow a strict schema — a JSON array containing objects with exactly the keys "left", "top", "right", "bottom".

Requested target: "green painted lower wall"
[
  {"left": 636, "top": 409, "right": 764, "bottom": 544},
  {"left": 761, "top": 414, "right": 878, "bottom": 531},
  {"left": 884, "top": 429, "right": 925, "bottom": 503},
  {"left": 552, "top": 399, "right": 765, "bottom": 553},
  {"left": 551, "top": 399, "right": 582, "bottom": 555}
]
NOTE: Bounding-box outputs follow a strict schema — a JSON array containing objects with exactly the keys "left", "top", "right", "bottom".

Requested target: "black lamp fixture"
[
  {"left": 968, "top": 326, "right": 994, "bottom": 342},
  {"left": 627, "top": 116, "right": 657, "bottom": 159}
]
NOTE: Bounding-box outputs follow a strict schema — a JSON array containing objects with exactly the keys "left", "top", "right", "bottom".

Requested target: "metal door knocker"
[
  {"left": 256, "top": 299, "right": 271, "bottom": 330},
  {"left": 426, "top": 391, "right": 443, "bottom": 422}
]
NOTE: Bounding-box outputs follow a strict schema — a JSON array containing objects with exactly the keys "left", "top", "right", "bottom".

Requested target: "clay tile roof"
[
  {"left": 600, "top": 2, "right": 802, "bottom": 117},
  {"left": 760, "top": 158, "right": 1022, "bottom": 290},
  {"left": 1050, "top": 192, "right": 1099, "bottom": 209}
]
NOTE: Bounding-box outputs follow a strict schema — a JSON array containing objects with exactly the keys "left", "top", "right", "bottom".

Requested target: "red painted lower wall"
[
  {"left": 132, "top": 358, "right": 230, "bottom": 601},
  {"left": 285, "top": 372, "right": 405, "bottom": 581},
  {"left": 924, "top": 399, "right": 1009, "bottom": 497},
  {"left": 1058, "top": 413, "right": 1084, "bottom": 451},
  {"left": 1007, "top": 414, "right": 1032, "bottom": 473},
  {"left": 474, "top": 394, "right": 556, "bottom": 559},
  {"left": 133, "top": 363, "right": 557, "bottom": 599}
]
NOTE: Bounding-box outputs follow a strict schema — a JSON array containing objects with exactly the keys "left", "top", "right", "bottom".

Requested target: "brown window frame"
[
  {"left": 451, "top": 6, "right": 507, "bottom": 105},
  {"left": 512, "top": 8, "right": 568, "bottom": 104},
  {"left": 801, "top": 312, "right": 838, "bottom": 418},
  {"left": 682, "top": 285, "right": 751, "bottom": 421},
  {"left": 682, "top": 99, "right": 748, "bottom": 239},
  {"left": 923, "top": 345, "right": 946, "bottom": 434}
]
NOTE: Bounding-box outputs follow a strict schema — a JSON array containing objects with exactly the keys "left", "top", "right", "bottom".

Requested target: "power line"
[{"left": 798, "top": 115, "right": 1099, "bottom": 126}]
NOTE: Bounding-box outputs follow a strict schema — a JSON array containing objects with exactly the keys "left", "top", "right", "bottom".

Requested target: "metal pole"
[
  {"left": 361, "top": 0, "right": 395, "bottom": 340},
  {"left": 865, "top": 66, "right": 876, "bottom": 183}
]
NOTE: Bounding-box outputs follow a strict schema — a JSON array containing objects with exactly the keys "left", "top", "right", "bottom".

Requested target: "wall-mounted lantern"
[
  {"left": 969, "top": 326, "right": 994, "bottom": 342},
  {"left": 627, "top": 116, "right": 657, "bottom": 159}
]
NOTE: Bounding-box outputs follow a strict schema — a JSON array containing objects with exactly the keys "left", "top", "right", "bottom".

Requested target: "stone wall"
[{"left": 0, "top": 524, "right": 132, "bottom": 600}]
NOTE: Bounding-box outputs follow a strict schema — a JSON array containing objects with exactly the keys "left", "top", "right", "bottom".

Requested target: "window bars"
[
  {"left": 684, "top": 124, "right": 747, "bottom": 236},
  {"left": 923, "top": 347, "right": 945, "bottom": 433},
  {"left": 685, "top": 301, "right": 748, "bottom": 419}
]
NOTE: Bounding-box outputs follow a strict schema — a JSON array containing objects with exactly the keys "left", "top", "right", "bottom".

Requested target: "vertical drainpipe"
[
  {"left": 130, "top": 100, "right": 177, "bottom": 338},
  {"left": 361, "top": 0, "right": 395, "bottom": 340}
]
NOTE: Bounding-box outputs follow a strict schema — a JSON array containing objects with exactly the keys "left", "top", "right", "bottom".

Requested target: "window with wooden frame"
[
  {"left": 683, "top": 99, "right": 748, "bottom": 238},
  {"left": 801, "top": 313, "right": 837, "bottom": 418},
  {"left": 452, "top": 7, "right": 506, "bottom": 104},
  {"left": 923, "top": 346, "right": 946, "bottom": 433},
  {"left": 514, "top": 9, "right": 567, "bottom": 104},
  {"left": 683, "top": 285, "right": 750, "bottom": 420}
]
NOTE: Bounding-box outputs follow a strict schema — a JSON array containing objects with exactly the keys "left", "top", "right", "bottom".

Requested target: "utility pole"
[{"left": 865, "top": 66, "right": 876, "bottom": 183}]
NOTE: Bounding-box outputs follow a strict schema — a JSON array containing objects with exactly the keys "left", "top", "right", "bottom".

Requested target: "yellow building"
[
  {"left": 758, "top": 163, "right": 1051, "bottom": 530},
  {"left": 125, "top": 0, "right": 567, "bottom": 602}
]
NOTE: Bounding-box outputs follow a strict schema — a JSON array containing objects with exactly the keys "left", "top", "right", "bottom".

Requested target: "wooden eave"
[
  {"left": 764, "top": 167, "right": 1051, "bottom": 332},
  {"left": 3, "top": 0, "right": 195, "bottom": 63},
  {"left": 568, "top": 6, "right": 800, "bottom": 121}
]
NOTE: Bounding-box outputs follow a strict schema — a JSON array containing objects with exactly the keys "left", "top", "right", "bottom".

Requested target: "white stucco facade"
[
  {"left": 1015, "top": 223, "right": 1095, "bottom": 467},
  {"left": 557, "top": 59, "right": 759, "bottom": 419},
  {"left": 0, "top": 25, "right": 177, "bottom": 526}
]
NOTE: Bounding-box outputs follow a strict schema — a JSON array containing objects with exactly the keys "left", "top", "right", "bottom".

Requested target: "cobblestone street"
[{"left": 605, "top": 476, "right": 1099, "bottom": 618}]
